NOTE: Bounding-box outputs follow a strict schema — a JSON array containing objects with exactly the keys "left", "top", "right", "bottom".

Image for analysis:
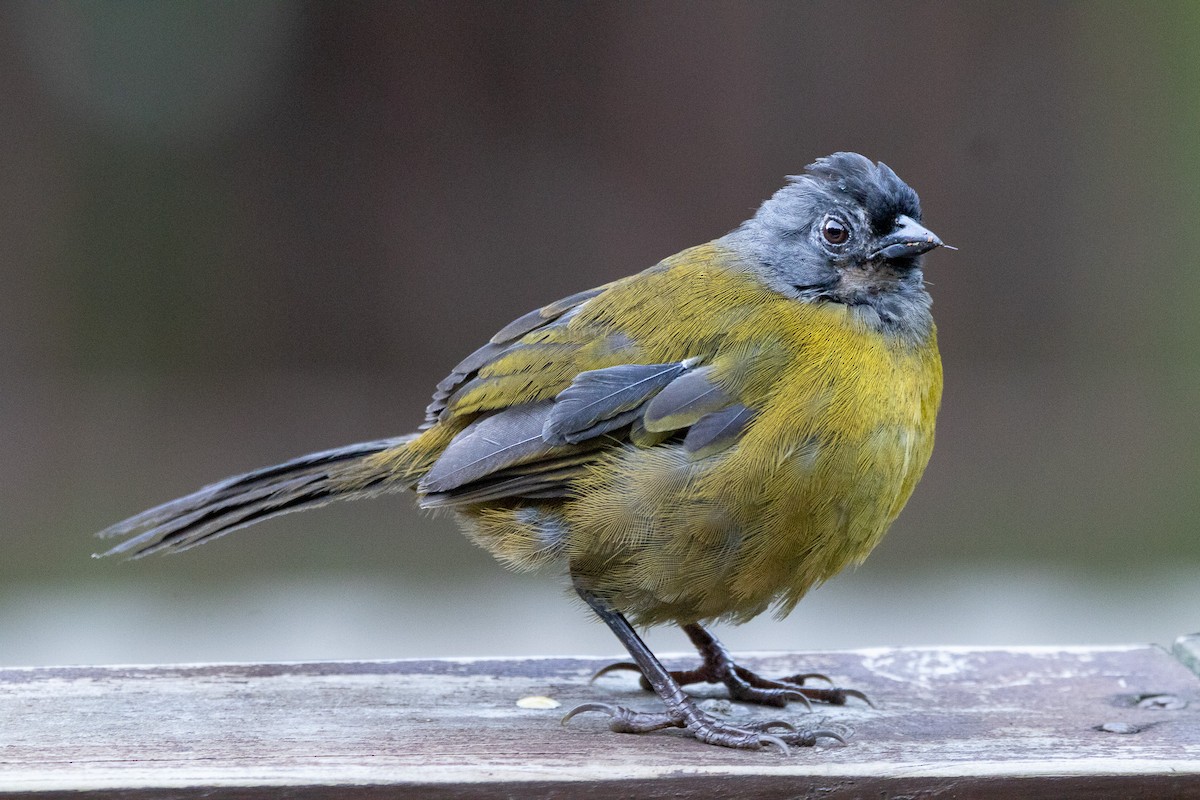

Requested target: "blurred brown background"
[{"left": 2, "top": 1, "right": 1197, "bottom": 666}]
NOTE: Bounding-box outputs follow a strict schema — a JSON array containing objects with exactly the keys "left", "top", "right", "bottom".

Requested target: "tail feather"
[{"left": 95, "top": 436, "right": 415, "bottom": 559}]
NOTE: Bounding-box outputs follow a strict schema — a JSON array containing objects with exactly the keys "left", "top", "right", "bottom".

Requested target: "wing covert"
[{"left": 416, "top": 273, "right": 769, "bottom": 510}]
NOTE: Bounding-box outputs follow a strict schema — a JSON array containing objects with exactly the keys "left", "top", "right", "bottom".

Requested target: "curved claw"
[
  {"left": 588, "top": 661, "right": 642, "bottom": 684},
  {"left": 749, "top": 718, "right": 797, "bottom": 733},
  {"left": 781, "top": 671, "right": 833, "bottom": 685},
  {"left": 793, "top": 685, "right": 874, "bottom": 708},
  {"left": 809, "top": 728, "right": 848, "bottom": 745},
  {"left": 779, "top": 690, "right": 815, "bottom": 713},
  {"left": 758, "top": 734, "right": 790, "bottom": 756},
  {"left": 561, "top": 702, "right": 616, "bottom": 725}
]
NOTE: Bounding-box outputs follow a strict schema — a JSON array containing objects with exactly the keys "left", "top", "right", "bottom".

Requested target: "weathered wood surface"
[{"left": 2, "top": 643, "right": 1199, "bottom": 799}]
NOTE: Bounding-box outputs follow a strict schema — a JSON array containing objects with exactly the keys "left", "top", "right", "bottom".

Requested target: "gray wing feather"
[
  {"left": 420, "top": 362, "right": 758, "bottom": 505},
  {"left": 419, "top": 402, "right": 564, "bottom": 494},
  {"left": 538, "top": 286, "right": 607, "bottom": 319},
  {"left": 556, "top": 406, "right": 645, "bottom": 445},
  {"left": 425, "top": 289, "right": 604, "bottom": 427},
  {"left": 643, "top": 366, "right": 734, "bottom": 431},
  {"left": 489, "top": 287, "right": 605, "bottom": 344},
  {"left": 441, "top": 342, "right": 509, "bottom": 388},
  {"left": 489, "top": 307, "right": 552, "bottom": 345},
  {"left": 420, "top": 311, "right": 762, "bottom": 504},
  {"left": 420, "top": 463, "right": 582, "bottom": 508},
  {"left": 543, "top": 361, "right": 688, "bottom": 445},
  {"left": 683, "top": 404, "right": 757, "bottom": 457},
  {"left": 435, "top": 342, "right": 581, "bottom": 424}
]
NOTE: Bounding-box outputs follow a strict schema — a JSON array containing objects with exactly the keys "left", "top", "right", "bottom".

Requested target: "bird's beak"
[{"left": 870, "top": 215, "right": 946, "bottom": 261}]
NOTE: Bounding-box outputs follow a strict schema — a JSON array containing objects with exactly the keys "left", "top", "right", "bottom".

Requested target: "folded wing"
[{"left": 418, "top": 283, "right": 758, "bottom": 508}]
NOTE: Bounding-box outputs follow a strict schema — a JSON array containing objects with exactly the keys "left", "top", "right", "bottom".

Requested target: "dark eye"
[{"left": 821, "top": 216, "right": 851, "bottom": 246}]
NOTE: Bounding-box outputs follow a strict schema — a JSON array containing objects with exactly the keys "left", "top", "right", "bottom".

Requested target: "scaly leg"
[{"left": 563, "top": 580, "right": 845, "bottom": 753}]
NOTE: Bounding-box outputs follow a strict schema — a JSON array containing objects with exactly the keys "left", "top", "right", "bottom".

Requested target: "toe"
[
  {"left": 758, "top": 734, "right": 790, "bottom": 755},
  {"left": 588, "top": 662, "right": 642, "bottom": 683},
  {"left": 561, "top": 702, "right": 617, "bottom": 725}
]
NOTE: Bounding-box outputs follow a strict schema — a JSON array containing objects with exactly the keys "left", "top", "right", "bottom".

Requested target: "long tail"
[{"left": 94, "top": 435, "right": 417, "bottom": 559}]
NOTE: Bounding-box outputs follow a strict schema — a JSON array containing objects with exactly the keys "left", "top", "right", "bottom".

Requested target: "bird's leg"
[
  {"left": 680, "top": 623, "right": 871, "bottom": 707},
  {"left": 592, "top": 622, "right": 870, "bottom": 708},
  {"left": 563, "top": 580, "right": 844, "bottom": 752}
]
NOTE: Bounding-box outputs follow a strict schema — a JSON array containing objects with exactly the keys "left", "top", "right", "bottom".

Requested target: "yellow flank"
[{"left": 360, "top": 242, "right": 942, "bottom": 627}]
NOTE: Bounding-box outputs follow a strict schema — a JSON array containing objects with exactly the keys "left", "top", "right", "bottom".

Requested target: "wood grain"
[{"left": 2, "top": 645, "right": 1198, "bottom": 798}]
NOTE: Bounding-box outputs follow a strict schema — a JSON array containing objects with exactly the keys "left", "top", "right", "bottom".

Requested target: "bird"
[{"left": 96, "top": 152, "right": 948, "bottom": 753}]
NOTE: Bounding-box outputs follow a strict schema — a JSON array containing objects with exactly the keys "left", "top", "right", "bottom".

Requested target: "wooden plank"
[{"left": 1, "top": 645, "right": 1198, "bottom": 798}]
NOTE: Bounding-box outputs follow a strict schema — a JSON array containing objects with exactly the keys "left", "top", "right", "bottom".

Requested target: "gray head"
[{"left": 721, "top": 152, "right": 948, "bottom": 341}]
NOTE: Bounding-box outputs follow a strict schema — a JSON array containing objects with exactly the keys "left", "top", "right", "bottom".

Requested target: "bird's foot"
[
  {"left": 724, "top": 663, "right": 872, "bottom": 707},
  {"left": 562, "top": 700, "right": 846, "bottom": 753},
  {"left": 591, "top": 623, "right": 873, "bottom": 709}
]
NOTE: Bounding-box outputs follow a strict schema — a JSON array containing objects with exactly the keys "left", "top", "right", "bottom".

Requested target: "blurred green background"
[{"left": 3, "top": 2, "right": 1198, "bottom": 667}]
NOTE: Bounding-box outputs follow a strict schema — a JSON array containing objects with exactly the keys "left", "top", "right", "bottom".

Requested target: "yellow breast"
[
  {"left": 402, "top": 244, "right": 943, "bottom": 628},
  {"left": 563, "top": 250, "right": 943, "bottom": 625}
]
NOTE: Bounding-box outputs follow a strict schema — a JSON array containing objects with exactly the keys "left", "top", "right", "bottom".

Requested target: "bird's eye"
[{"left": 821, "top": 216, "right": 851, "bottom": 246}]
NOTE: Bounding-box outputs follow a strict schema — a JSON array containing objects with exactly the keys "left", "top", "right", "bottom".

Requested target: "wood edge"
[
  {"left": 1172, "top": 632, "right": 1200, "bottom": 677},
  {"left": 5, "top": 773, "right": 1200, "bottom": 800}
]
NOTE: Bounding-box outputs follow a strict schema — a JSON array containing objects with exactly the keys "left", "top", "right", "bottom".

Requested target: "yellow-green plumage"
[
  {"left": 367, "top": 242, "right": 941, "bottom": 627},
  {"left": 96, "top": 153, "right": 949, "bottom": 752}
]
